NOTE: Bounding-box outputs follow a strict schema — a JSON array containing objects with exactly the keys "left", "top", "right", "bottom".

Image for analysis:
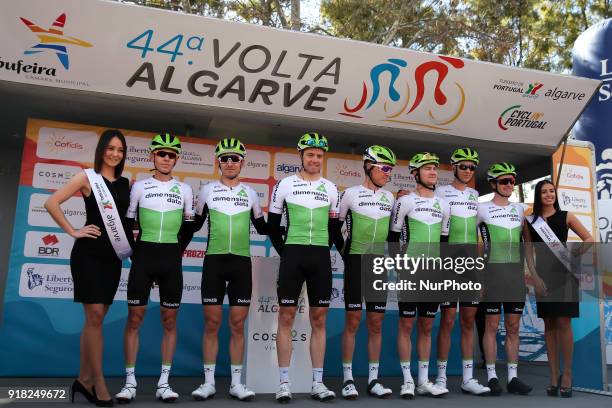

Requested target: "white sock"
[
  {"left": 342, "top": 362, "right": 353, "bottom": 382},
  {"left": 436, "top": 360, "right": 447, "bottom": 383},
  {"left": 418, "top": 361, "right": 429, "bottom": 386},
  {"left": 231, "top": 365, "right": 242, "bottom": 386},
  {"left": 312, "top": 368, "right": 323, "bottom": 383},
  {"left": 158, "top": 364, "right": 171, "bottom": 387},
  {"left": 462, "top": 359, "right": 474, "bottom": 383},
  {"left": 368, "top": 362, "right": 379, "bottom": 384},
  {"left": 279, "top": 367, "right": 290, "bottom": 384},
  {"left": 125, "top": 366, "right": 136, "bottom": 386},
  {"left": 508, "top": 362, "right": 518, "bottom": 381},
  {"left": 486, "top": 364, "right": 497, "bottom": 381},
  {"left": 400, "top": 361, "right": 413, "bottom": 383},
  {"left": 203, "top": 363, "right": 215, "bottom": 384}
]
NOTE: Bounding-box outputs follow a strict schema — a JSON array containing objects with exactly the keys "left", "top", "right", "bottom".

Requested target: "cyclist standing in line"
[
  {"left": 339, "top": 146, "right": 396, "bottom": 399},
  {"left": 389, "top": 153, "right": 450, "bottom": 398},
  {"left": 115, "top": 134, "right": 195, "bottom": 403},
  {"left": 478, "top": 162, "right": 533, "bottom": 396},
  {"left": 268, "top": 133, "right": 344, "bottom": 402},
  {"left": 191, "top": 138, "right": 267, "bottom": 401},
  {"left": 434, "top": 148, "right": 490, "bottom": 395}
]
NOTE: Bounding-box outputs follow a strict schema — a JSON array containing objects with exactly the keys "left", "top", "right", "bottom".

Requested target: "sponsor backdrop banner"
[
  {"left": 551, "top": 143, "right": 605, "bottom": 390},
  {"left": 0, "top": 118, "right": 462, "bottom": 378},
  {"left": 572, "top": 18, "right": 612, "bottom": 365},
  {"left": 0, "top": 0, "right": 599, "bottom": 150}
]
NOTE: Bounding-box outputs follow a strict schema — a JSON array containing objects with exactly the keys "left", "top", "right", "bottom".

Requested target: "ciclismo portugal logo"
[{"left": 498, "top": 105, "right": 547, "bottom": 131}]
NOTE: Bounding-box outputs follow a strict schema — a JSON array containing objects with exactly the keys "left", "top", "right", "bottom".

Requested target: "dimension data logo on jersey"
[
  {"left": 169, "top": 184, "right": 181, "bottom": 194},
  {"left": 380, "top": 193, "right": 390, "bottom": 203},
  {"left": 316, "top": 183, "right": 327, "bottom": 193},
  {"left": 498, "top": 105, "right": 547, "bottom": 131},
  {"left": 469, "top": 193, "right": 477, "bottom": 201},
  {"left": 237, "top": 188, "right": 248, "bottom": 198},
  {"left": 433, "top": 200, "right": 442, "bottom": 210},
  {"left": 340, "top": 56, "right": 466, "bottom": 130}
]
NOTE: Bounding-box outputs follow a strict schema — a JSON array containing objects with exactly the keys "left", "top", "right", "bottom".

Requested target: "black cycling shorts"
[
  {"left": 277, "top": 244, "right": 332, "bottom": 307},
  {"left": 201, "top": 254, "right": 252, "bottom": 306},
  {"left": 127, "top": 241, "right": 183, "bottom": 309},
  {"left": 344, "top": 254, "right": 387, "bottom": 313}
]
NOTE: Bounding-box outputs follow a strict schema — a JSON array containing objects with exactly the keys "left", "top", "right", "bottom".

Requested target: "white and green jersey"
[
  {"left": 435, "top": 184, "right": 479, "bottom": 244},
  {"left": 390, "top": 192, "right": 449, "bottom": 256},
  {"left": 269, "top": 174, "right": 339, "bottom": 247},
  {"left": 339, "top": 185, "right": 394, "bottom": 255},
  {"left": 127, "top": 177, "right": 195, "bottom": 244},
  {"left": 196, "top": 181, "right": 263, "bottom": 257},
  {"left": 477, "top": 201, "right": 524, "bottom": 263}
]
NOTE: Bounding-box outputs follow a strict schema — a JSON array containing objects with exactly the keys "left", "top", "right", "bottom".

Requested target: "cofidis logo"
[{"left": 21, "top": 13, "right": 92, "bottom": 69}]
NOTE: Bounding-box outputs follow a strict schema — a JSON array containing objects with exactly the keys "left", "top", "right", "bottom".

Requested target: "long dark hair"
[
  {"left": 94, "top": 129, "right": 127, "bottom": 178},
  {"left": 531, "top": 179, "right": 560, "bottom": 224}
]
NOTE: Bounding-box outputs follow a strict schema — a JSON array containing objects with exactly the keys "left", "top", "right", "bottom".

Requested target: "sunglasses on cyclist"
[
  {"left": 218, "top": 155, "right": 243, "bottom": 163},
  {"left": 371, "top": 163, "right": 394, "bottom": 173},
  {"left": 305, "top": 139, "right": 327, "bottom": 147},
  {"left": 457, "top": 164, "right": 477, "bottom": 171},
  {"left": 154, "top": 151, "right": 177, "bottom": 160},
  {"left": 497, "top": 178, "right": 515, "bottom": 186}
]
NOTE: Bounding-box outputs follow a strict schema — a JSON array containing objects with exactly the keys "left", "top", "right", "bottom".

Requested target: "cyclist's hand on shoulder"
[{"left": 71, "top": 224, "right": 101, "bottom": 239}]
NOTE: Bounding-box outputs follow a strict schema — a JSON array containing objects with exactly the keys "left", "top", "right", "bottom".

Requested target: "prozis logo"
[
  {"left": 498, "top": 105, "right": 547, "bottom": 131},
  {"left": 492, "top": 79, "right": 543, "bottom": 99},
  {"left": 45, "top": 133, "right": 84, "bottom": 153},
  {"left": 20, "top": 13, "right": 92, "bottom": 70}
]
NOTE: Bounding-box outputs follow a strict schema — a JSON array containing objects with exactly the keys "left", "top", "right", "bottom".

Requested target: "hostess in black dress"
[
  {"left": 528, "top": 210, "right": 579, "bottom": 318},
  {"left": 70, "top": 176, "right": 131, "bottom": 304}
]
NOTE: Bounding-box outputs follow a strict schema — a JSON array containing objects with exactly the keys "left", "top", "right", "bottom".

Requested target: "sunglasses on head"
[
  {"left": 497, "top": 178, "right": 515, "bottom": 186},
  {"left": 458, "top": 164, "right": 477, "bottom": 171},
  {"left": 218, "top": 155, "right": 243, "bottom": 163},
  {"left": 305, "top": 139, "right": 327, "bottom": 147},
  {"left": 371, "top": 163, "right": 394, "bottom": 173},
  {"left": 155, "top": 151, "right": 177, "bottom": 159}
]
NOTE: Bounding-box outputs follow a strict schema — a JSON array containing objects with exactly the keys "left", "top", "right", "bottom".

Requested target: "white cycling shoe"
[
  {"left": 399, "top": 381, "right": 415, "bottom": 399},
  {"left": 461, "top": 378, "right": 491, "bottom": 395},
  {"left": 276, "top": 382, "right": 292, "bottom": 403},
  {"left": 367, "top": 380, "right": 392, "bottom": 398},
  {"left": 115, "top": 383, "right": 137, "bottom": 403},
  {"left": 311, "top": 382, "right": 335, "bottom": 401},
  {"left": 416, "top": 380, "right": 447, "bottom": 397},
  {"left": 229, "top": 384, "right": 255, "bottom": 401},
  {"left": 156, "top": 384, "right": 178, "bottom": 402},
  {"left": 192, "top": 382, "right": 216, "bottom": 400},
  {"left": 433, "top": 378, "right": 450, "bottom": 394},
  {"left": 341, "top": 380, "right": 358, "bottom": 399}
]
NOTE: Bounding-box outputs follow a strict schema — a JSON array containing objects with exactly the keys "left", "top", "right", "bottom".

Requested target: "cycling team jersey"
[
  {"left": 477, "top": 201, "right": 525, "bottom": 263},
  {"left": 390, "top": 192, "right": 449, "bottom": 257},
  {"left": 269, "top": 174, "right": 339, "bottom": 247},
  {"left": 339, "top": 185, "right": 395, "bottom": 255},
  {"left": 127, "top": 177, "right": 194, "bottom": 244},
  {"left": 435, "top": 184, "right": 479, "bottom": 244},
  {"left": 196, "top": 181, "right": 263, "bottom": 257}
]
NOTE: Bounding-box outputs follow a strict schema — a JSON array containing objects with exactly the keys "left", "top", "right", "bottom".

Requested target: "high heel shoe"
[
  {"left": 70, "top": 379, "right": 96, "bottom": 403},
  {"left": 92, "top": 386, "right": 114, "bottom": 407},
  {"left": 559, "top": 375, "right": 572, "bottom": 398},
  {"left": 546, "top": 374, "right": 561, "bottom": 397}
]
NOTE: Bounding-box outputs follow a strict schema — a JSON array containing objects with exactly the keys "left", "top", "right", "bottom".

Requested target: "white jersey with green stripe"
[
  {"left": 390, "top": 192, "right": 450, "bottom": 243},
  {"left": 435, "top": 184, "right": 479, "bottom": 244},
  {"left": 269, "top": 174, "right": 339, "bottom": 247},
  {"left": 477, "top": 201, "right": 524, "bottom": 263},
  {"left": 196, "top": 181, "right": 263, "bottom": 257},
  {"left": 339, "top": 185, "right": 394, "bottom": 255},
  {"left": 127, "top": 177, "right": 195, "bottom": 244}
]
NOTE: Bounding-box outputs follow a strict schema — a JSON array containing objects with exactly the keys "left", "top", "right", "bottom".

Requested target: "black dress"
[
  {"left": 70, "top": 176, "right": 130, "bottom": 304},
  {"left": 528, "top": 210, "right": 579, "bottom": 318}
]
